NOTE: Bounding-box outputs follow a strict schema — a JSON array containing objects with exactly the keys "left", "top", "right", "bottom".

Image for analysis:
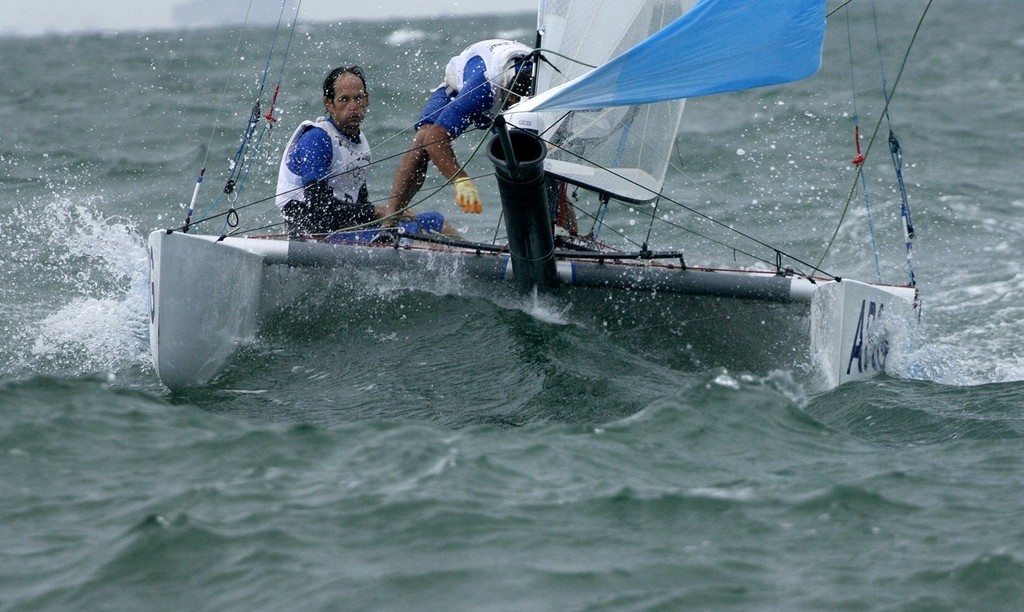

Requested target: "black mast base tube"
[{"left": 487, "top": 125, "right": 558, "bottom": 293}]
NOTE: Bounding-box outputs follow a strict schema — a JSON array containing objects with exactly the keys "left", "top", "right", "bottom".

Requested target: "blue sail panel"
[{"left": 517, "top": 0, "right": 826, "bottom": 113}]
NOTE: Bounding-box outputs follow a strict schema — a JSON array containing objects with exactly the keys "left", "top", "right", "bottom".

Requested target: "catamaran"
[{"left": 149, "top": 0, "right": 926, "bottom": 392}]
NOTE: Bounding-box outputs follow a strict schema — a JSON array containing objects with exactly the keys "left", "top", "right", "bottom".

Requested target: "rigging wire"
[
  {"left": 181, "top": 0, "right": 257, "bottom": 232},
  {"left": 816, "top": 0, "right": 933, "bottom": 279},
  {"left": 870, "top": 0, "right": 917, "bottom": 287},
  {"left": 189, "top": 0, "right": 302, "bottom": 233},
  {"left": 539, "top": 136, "right": 838, "bottom": 280},
  {"left": 844, "top": 5, "right": 884, "bottom": 284},
  {"left": 223, "top": 0, "right": 292, "bottom": 187}
]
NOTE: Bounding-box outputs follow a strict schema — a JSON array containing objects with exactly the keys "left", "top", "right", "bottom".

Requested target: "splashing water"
[{"left": 2, "top": 195, "right": 151, "bottom": 379}]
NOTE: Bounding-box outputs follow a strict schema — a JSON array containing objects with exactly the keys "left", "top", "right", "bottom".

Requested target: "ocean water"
[{"left": 3, "top": 3, "right": 1024, "bottom": 610}]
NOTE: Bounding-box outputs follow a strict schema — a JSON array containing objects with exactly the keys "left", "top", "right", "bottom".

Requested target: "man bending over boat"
[
  {"left": 386, "top": 39, "right": 535, "bottom": 218},
  {"left": 276, "top": 65, "right": 459, "bottom": 240}
]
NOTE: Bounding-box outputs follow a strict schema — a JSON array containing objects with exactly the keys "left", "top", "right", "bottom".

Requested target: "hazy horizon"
[{"left": 3, "top": 0, "right": 537, "bottom": 38}]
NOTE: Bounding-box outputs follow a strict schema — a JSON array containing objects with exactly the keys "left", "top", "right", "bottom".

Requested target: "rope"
[
  {"left": 181, "top": 0, "right": 255, "bottom": 231},
  {"left": 844, "top": 5, "right": 883, "bottom": 283},
  {"left": 539, "top": 133, "right": 840, "bottom": 281},
  {"left": 816, "top": 0, "right": 933, "bottom": 278},
  {"left": 870, "top": 0, "right": 917, "bottom": 287},
  {"left": 190, "top": 0, "right": 301, "bottom": 230}
]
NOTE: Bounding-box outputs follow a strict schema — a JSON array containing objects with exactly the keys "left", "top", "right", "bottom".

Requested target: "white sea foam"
[
  {"left": 24, "top": 196, "right": 152, "bottom": 375},
  {"left": 385, "top": 29, "right": 427, "bottom": 46},
  {"left": 521, "top": 288, "right": 570, "bottom": 326}
]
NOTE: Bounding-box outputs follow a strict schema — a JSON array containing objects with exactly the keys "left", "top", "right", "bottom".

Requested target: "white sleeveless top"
[
  {"left": 275, "top": 117, "right": 370, "bottom": 209},
  {"left": 443, "top": 39, "right": 533, "bottom": 116}
]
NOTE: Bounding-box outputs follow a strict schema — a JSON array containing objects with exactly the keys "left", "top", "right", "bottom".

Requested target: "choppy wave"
[
  {"left": 5, "top": 370, "right": 1024, "bottom": 609},
  {"left": 1, "top": 194, "right": 151, "bottom": 380}
]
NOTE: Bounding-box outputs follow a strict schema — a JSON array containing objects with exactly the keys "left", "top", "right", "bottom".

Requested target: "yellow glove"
[{"left": 454, "top": 177, "right": 482, "bottom": 214}]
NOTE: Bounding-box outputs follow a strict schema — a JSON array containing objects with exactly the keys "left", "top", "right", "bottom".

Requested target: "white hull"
[{"left": 148, "top": 230, "right": 918, "bottom": 392}]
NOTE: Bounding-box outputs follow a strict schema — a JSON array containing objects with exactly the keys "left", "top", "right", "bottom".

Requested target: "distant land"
[{"left": 173, "top": 0, "right": 285, "bottom": 29}]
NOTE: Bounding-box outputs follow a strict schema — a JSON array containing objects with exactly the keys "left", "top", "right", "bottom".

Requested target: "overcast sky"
[{"left": 2, "top": 0, "right": 538, "bottom": 37}]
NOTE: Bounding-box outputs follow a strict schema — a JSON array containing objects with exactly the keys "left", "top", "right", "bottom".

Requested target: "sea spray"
[{"left": 2, "top": 194, "right": 152, "bottom": 378}]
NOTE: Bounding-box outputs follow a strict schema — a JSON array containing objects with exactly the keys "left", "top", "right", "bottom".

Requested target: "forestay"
[{"left": 518, "top": 0, "right": 826, "bottom": 203}]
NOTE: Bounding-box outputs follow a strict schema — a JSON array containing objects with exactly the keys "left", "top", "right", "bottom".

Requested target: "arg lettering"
[{"left": 846, "top": 299, "right": 888, "bottom": 375}]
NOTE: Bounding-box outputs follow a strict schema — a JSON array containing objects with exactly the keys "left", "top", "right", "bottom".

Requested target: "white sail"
[{"left": 531, "top": 0, "right": 697, "bottom": 202}]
